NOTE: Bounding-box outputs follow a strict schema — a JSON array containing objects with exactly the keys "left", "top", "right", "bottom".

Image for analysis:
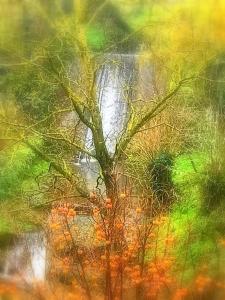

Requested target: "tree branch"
[
  {"left": 115, "top": 77, "right": 192, "bottom": 160},
  {"left": 25, "top": 140, "right": 89, "bottom": 198}
]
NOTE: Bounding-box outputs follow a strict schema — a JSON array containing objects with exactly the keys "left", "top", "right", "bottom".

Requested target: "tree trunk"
[
  {"left": 102, "top": 166, "right": 118, "bottom": 300},
  {"left": 104, "top": 170, "right": 118, "bottom": 201}
]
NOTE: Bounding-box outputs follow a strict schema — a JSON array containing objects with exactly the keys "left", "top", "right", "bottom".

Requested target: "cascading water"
[
  {"left": 77, "top": 54, "right": 136, "bottom": 191},
  {"left": 1, "top": 232, "right": 46, "bottom": 283},
  {"left": 79, "top": 54, "right": 136, "bottom": 162}
]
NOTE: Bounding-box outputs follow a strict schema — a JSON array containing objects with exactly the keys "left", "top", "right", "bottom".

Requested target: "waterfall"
[
  {"left": 79, "top": 54, "right": 136, "bottom": 163},
  {"left": 2, "top": 232, "right": 46, "bottom": 283}
]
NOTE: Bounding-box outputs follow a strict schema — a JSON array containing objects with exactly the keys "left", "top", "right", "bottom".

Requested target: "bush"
[{"left": 148, "top": 151, "right": 174, "bottom": 204}]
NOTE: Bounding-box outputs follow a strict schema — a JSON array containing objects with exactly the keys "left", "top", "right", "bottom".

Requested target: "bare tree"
[{"left": 1, "top": 50, "right": 190, "bottom": 202}]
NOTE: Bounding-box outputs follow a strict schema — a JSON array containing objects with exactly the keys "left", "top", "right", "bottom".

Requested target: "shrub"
[{"left": 148, "top": 151, "right": 174, "bottom": 204}]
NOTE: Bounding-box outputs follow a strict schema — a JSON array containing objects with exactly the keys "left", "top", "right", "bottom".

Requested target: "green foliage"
[
  {"left": 7, "top": 35, "right": 76, "bottom": 120},
  {"left": 0, "top": 136, "right": 49, "bottom": 234},
  {"left": 86, "top": 26, "right": 107, "bottom": 51},
  {"left": 0, "top": 139, "right": 49, "bottom": 201},
  {"left": 0, "top": 196, "right": 44, "bottom": 235},
  {"left": 170, "top": 152, "right": 224, "bottom": 283},
  {"left": 9, "top": 67, "right": 57, "bottom": 121},
  {"left": 0, "top": 210, "right": 35, "bottom": 235}
]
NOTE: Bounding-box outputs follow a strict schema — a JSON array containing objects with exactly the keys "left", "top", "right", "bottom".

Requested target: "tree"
[{"left": 0, "top": 0, "right": 190, "bottom": 202}]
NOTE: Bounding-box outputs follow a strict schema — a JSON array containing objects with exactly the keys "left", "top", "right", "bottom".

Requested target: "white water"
[
  {"left": 77, "top": 54, "right": 136, "bottom": 193},
  {"left": 1, "top": 232, "right": 46, "bottom": 283},
  {"left": 0, "top": 218, "right": 94, "bottom": 283},
  {"left": 80, "top": 54, "right": 136, "bottom": 161}
]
